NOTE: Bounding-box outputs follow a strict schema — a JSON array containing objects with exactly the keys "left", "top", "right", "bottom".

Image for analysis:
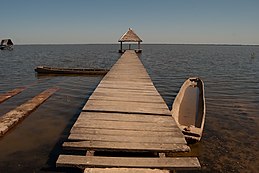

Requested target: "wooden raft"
[{"left": 56, "top": 50, "right": 200, "bottom": 172}]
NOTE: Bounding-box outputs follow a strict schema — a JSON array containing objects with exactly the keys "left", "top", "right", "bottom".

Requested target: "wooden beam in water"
[
  {"left": 0, "top": 87, "right": 59, "bottom": 137},
  {"left": 0, "top": 87, "right": 26, "bottom": 104}
]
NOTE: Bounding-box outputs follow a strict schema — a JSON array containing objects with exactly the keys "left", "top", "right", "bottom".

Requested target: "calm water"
[{"left": 0, "top": 44, "right": 258, "bottom": 173}]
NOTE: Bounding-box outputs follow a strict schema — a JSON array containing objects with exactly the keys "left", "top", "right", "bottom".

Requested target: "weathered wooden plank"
[
  {"left": 92, "top": 90, "right": 161, "bottom": 97},
  {"left": 99, "top": 81, "right": 154, "bottom": 86},
  {"left": 90, "top": 91, "right": 164, "bottom": 102},
  {"left": 89, "top": 95, "right": 165, "bottom": 104},
  {"left": 101, "top": 78, "right": 152, "bottom": 83},
  {"left": 0, "top": 87, "right": 59, "bottom": 136},
  {"left": 83, "top": 99, "right": 171, "bottom": 115},
  {"left": 103, "top": 76, "right": 150, "bottom": 80},
  {"left": 97, "top": 83, "right": 155, "bottom": 90},
  {"left": 68, "top": 133, "right": 186, "bottom": 144},
  {"left": 84, "top": 100, "right": 169, "bottom": 110},
  {"left": 0, "top": 87, "right": 26, "bottom": 104},
  {"left": 83, "top": 105, "right": 171, "bottom": 115},
  {"left": 73, "top": 121, "right": 178, "bottom": 132},
  {"left": 75, "top": 118, "right": 175, "bottom": 128},
  {"left": 77, "top": 112, "right": 176, "bottom": 124},
  {"left": 84, "top": 168, "right": 170, "bottom": 173},
  {"left": 76, "top": 118, "right": 175, "bottom": 127},
  {"left": 104, "top": 72, "right": 149, "bottom": 77},
  {"left": 56, "top": 155, "right": 200, "bottom": 170},
  {"left": 71, "top": 127, "right": 182, "bottom": 137},
  {"left": 111, "top": 65, "right": 146, "bottom": 68},
  {"left": 63, "top": 141, "right": 190, "bottom": 152},
  {"left": 94, "top": 87, "right": 158, "bottom": 94},
  {"left": 104, "top": 73, "right": 149, "bottom": 77},
  {"left": 103, "top": 75, "right": 150, "bottom": 79},
  {"left": 96, "top": 87, "right": 157, "bottom": 93}
]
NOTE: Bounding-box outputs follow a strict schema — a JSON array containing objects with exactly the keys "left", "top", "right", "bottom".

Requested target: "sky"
[{"left": 1, "top": 0, "right": 259, "bottom": 45}]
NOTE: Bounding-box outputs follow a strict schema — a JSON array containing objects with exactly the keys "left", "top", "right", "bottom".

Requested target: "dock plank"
[
  {"left": 57, "top": 155, "right": 200, "bottom": 170},
  {"left": 84, "top": 100, "right": 169, "bottom": 110},
  {"left": 92, "top": 90, "right": 161, "bottom": 96},
  {"left": 90, "top": 92, "right": 165, "bottom": 103},
  {"left": 95, "top": 87, "right": 157, "bottom": 93},
  {"left": 63, "top": 141, "right": 190, "bottom": 152},
  {"left": 99, "top": 81, "right": 154, "bottom": 90},
  {"left": 83, "top": 105, "right": 171, "bottom": 115},
  {"left": 99, "top": 81, "right": 154, "bottom": 86},
  {"left": 76, "top": 112, "right": 176, "bottom": 124},
  {"left": 68, "top": 133, "right": 186, "bottom": 144},
  {"left": 84, "top": 168, "right": 169, "bottom": 173},
  {"left": 70, "top": 127, "right": 182, "bottom": 137},
  {"left": 73, "top": 121, "right": 178, "bottom": 132},
  {"left": 76, "top": 118, "right": 175, "bottom": 127}
]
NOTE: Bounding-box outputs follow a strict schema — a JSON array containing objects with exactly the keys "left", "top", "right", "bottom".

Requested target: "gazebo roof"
[
  {"left": 1, "top": 39, "right": 13, "bottom": 46},
  {"left": 118, "top": 28, "right": 142, "bottom": 42}
]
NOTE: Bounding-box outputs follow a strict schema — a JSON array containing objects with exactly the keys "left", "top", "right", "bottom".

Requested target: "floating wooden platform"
[{"left": 56, "top": 50, "right": 200, "bottom": 172}]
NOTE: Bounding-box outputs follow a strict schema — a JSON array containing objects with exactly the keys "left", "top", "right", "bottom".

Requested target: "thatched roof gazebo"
[
  {"left": 118, "top": 28, "right": 143, "bottom": 53},
  {"left": 0, "top": 39, "right": 14, "bottom": 50}
]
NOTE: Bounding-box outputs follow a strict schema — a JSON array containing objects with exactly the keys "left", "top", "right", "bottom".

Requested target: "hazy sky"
[{"left": 1, "top": 0, "right": 259, "bottom": 44}]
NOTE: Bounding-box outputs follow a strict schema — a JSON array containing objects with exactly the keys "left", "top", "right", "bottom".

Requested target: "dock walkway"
[{"left": 56, "top": 50, "right": 200, "bottom": 172}]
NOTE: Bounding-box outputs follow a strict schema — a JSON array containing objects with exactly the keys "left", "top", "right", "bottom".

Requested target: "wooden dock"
[{"left": 56, "top": 50, "right": 200, "bottom": 172}]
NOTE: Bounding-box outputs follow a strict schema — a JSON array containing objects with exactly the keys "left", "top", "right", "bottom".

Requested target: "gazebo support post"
[{"left": 119, "top": 41, "right": 123, "bottom": 53}]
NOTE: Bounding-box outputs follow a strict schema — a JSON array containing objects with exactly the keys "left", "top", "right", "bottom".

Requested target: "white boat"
[{"left": 172, "top": 77, "right": 206, "bottom": 143}]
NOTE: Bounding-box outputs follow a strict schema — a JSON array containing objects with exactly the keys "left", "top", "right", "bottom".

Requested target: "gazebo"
[
  {"left": 118, "top": 28, "right": 143, "bottom": 53},
  {"left": 0, "top": 39, "right": 14, "bottom": 50}
]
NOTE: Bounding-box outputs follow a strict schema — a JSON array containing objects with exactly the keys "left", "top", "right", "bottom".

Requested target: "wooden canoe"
[
  {"left": 172, "top": 77, "right": 206, "bottom": 143},
  {"left": 34, "top": 66, "right": 109, "bottom": 75}
]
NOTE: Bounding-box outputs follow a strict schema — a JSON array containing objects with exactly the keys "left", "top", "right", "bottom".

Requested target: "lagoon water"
[{"left": 0, "top": 44, "right": 258, "bottom": 173}]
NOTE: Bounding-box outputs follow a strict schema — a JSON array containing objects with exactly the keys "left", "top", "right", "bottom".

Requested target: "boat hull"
[
  {"left": 34, "top": 66, "right": 109, "bottom": 75},
  {"left": 172, "top": 77, "right": 206, "bottom": 143},
  {"left": 0, "top": 46, "right": 13, "bottom": 50}
]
